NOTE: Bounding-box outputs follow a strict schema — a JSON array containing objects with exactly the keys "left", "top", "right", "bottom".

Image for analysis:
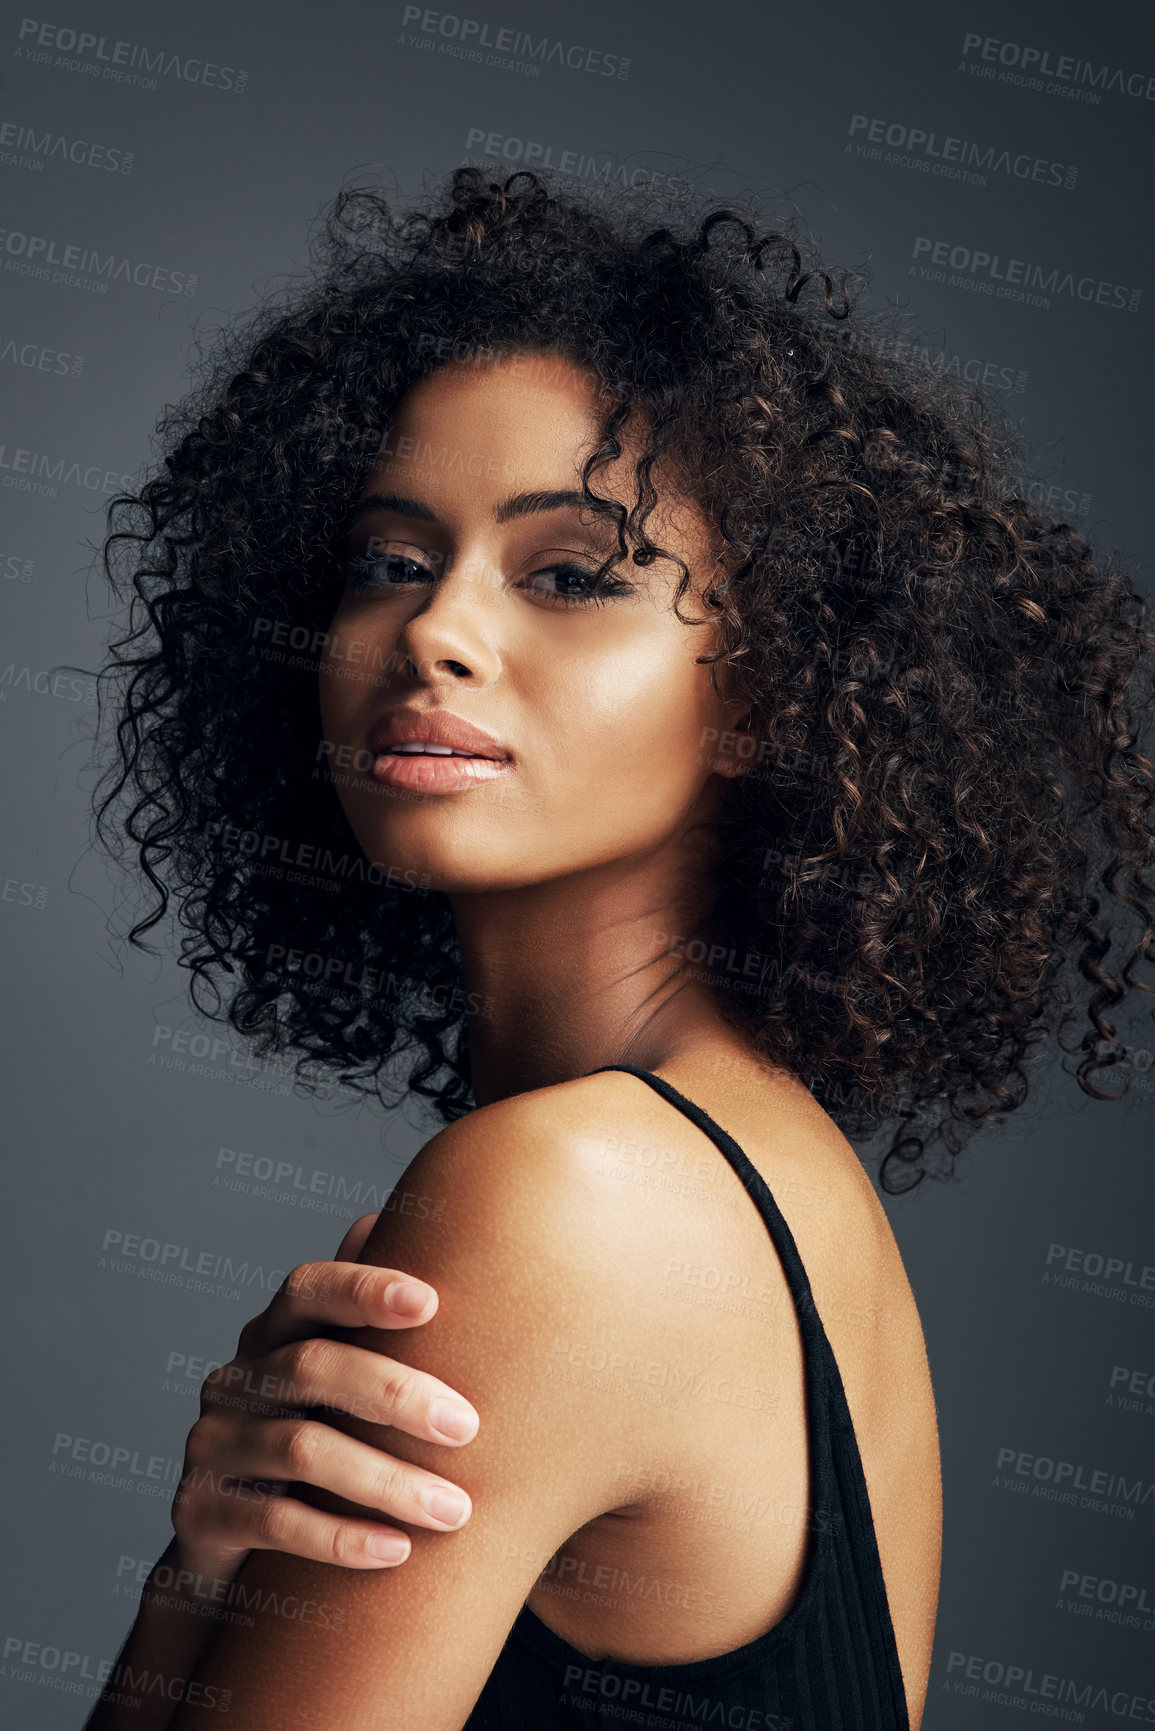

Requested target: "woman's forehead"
[
  {"left": 390, "top": 349, "right": 609, "bottom": 434},
  {"left": 364, "top": 358, "right": 708, "bottom": 542}
]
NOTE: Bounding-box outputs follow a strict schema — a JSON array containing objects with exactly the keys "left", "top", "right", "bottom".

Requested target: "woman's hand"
[{"left": 170, "top": 1213, "right": 479, "bottom": 1588}]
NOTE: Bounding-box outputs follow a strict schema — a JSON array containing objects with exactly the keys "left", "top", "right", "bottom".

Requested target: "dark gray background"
[{"left": 1, "top": 0, "right": 1153, "bottom": 1725}]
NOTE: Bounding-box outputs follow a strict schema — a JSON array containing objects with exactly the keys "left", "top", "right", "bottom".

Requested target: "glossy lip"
[
  {"left": 368, "top": 706, "right": 511, "bottom": 761},
  {"left": 366, "top": 706, "right": 514, "bottom": 796}
]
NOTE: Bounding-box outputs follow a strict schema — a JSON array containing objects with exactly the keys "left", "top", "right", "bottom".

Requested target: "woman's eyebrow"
[
  {"left": 346, "top": 489, "right": 615, "bottom": 528},
  {"left": 493, "top": 488, "right": 590, "bottom": 524},
  {"left": 347, "top": 492, "right": 437, "bottom": 526}
]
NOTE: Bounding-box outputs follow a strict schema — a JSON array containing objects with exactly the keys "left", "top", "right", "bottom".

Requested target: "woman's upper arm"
[{"left": 165, "top": 1099, "right": 660, "bottom": 1731}]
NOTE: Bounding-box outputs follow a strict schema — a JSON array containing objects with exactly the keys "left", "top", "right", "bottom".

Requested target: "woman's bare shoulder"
[
  {"left": 389, "top": 1067, "right": 782, "bottom": 1326},
  {"left": 345, "top": 1071, "right": 762, "bottom": 1506},
  {"left": 400, "top": 1063, "right": 906, "bottom": 1332},
  {"left": 412, "top": 1062, "right": 855, "bottom": 1232},
  {"left": 406, "top": 1068, "right": 694, "bottom": 1230}
]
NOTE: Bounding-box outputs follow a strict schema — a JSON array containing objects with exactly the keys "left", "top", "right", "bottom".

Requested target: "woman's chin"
[{"left": 351, "top": 830, "right": 527, "bottom": 898}]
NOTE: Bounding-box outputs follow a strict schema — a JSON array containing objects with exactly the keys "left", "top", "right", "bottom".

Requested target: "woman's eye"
[
  {"left": 344, "top": 551, "right": 435, "bottom": 593},
  {"left": 341, "top": 551, "right": 633, "bottom": 607},
  {"left": 523, "top": 564, "right": 633, "bottom": 607}
]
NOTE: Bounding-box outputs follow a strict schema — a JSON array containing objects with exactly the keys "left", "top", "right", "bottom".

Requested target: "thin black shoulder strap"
[
  {"left": 586, "top": 1063, "right": 831, "bottom": 1356},
  {"left": 586, "top": 1064, "right": 910, "bottom": 1727}
]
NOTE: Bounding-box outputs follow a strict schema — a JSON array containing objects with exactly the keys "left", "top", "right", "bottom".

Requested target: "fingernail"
[
  {"left": 429, "top": 1399, "right": 479, "bottom": 1442},
  {"left": 367, "top": 1532, "right": 411, "bottom": 1563},
  {"left": 423, "top": 1487, "right": 471, "bottom": 1527},
  {"left": 385, "top": 1280, "right": 433, "bottom": 1316}
]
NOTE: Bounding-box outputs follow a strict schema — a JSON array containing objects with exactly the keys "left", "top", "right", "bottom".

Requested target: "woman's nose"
[{"left": 393, "top": 560, "right": 503, "bottom": 685}]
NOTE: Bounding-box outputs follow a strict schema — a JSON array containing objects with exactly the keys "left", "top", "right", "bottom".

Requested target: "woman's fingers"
[
  {"left": 333, "top": 1211, "right": 380, "bottom": 1264},
  {"left": 174, "top": 1484, "right": 413, "bottom": 1572},
  {"left": 185, "top": 1238, "right": 479, "bottom": 1578},
  {"left": 238, "top": 1259, "right": 440, "bottom": 1358},
  {"left": 243, "top": 1496, "right": 415, "bottom": 1568},
  {"left": 202, "top": 1337, "right": 479, "bottom": 1446},
  {"left": 182, "top": 1414, "right": 473, "bottom": 1537}
]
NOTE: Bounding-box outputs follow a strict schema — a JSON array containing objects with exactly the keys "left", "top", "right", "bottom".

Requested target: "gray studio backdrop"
[{"left": 2, "top": 1, "right": 1154, "bottom": 1726}]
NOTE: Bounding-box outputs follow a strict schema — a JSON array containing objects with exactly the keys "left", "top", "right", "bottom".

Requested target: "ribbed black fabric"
[{"left": 462, "top": 1065, "right": 911, "bottom": 1731}]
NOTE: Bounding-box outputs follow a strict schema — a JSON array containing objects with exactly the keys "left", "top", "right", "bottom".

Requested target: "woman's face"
[{"left": 318, "top": 350, "right": 749, "bottom": 894}]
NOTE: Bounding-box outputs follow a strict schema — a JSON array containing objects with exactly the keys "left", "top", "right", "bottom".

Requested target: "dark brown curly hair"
[{"left": 91, "top": 165, "right": 1155, "bottom": 1192}]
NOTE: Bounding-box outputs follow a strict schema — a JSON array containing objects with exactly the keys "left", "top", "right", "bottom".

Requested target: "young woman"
[{"left": 85, "top": 167, "right": 1155, "bottom": 1731}]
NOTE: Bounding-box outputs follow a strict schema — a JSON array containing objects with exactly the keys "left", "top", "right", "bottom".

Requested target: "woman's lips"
[{"left": 370, "top": 749, "right": 514, "bottom": 795}]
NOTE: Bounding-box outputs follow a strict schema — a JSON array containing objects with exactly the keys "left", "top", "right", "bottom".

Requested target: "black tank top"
[{"left": 462, "top": 1064, "right": 912, "bottom": 1731}]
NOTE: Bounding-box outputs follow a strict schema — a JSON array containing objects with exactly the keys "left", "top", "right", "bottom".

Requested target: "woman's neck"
[{"left": 449, "top": 840, "right": 735, "bottom": 1106}]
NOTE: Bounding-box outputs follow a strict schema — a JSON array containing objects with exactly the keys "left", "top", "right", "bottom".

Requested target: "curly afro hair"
[{"left": 92, "top": 165, "right": 1155, "bottom": 1192}]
